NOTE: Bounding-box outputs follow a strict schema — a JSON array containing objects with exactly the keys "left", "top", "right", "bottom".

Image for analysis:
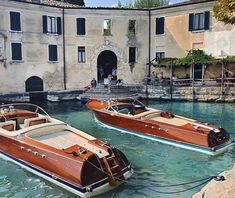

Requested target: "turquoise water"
[{"left": 0, "top": 100, "right": 235, "bottom": 198}]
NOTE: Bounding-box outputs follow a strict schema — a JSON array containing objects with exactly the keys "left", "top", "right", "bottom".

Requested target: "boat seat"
[
  {"left": 0, "top": 120, "right": 16, "bottom": 131},
  {"left": 21, "top": 117, "right": 49, "bottom": 128}
]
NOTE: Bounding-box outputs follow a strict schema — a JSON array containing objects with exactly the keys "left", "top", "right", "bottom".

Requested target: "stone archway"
[
  {"left": 25, "top": 76, "right": 45, "bottom": 101},
  {"left": 25, "top": 76, "right": 43, "bottom": 92},
  {"left": 97, "top": 50, "right": 117, "bottom": 82}
]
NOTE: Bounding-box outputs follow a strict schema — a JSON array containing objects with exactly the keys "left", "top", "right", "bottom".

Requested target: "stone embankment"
[
  {"left": 1, "top": 85, "right": 235, "bottom": 102},
  {"left": 142, "top": 86, "right": 235, "bottom": 102},
  {"left": 193, "top": 164, "right": 235, "bottom": 198}
]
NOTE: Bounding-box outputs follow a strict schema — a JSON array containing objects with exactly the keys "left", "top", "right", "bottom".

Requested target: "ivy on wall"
[{"left": 152, "top": 49, "right": 235, "bottom": 67}]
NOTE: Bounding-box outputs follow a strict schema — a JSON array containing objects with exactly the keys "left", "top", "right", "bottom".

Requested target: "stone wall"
[{"left": 141, "top": 86, "right": 235, "bottom": 102}]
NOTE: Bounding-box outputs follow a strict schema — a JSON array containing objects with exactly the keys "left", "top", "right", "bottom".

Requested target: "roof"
[
  {"left": 16, "top": 0, "right": 84, "bottom": 8},
  {"left": 11, "top": 0, "right": 215, "bottom": 10}
]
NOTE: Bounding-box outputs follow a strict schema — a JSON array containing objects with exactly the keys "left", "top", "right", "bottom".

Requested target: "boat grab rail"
[
  {"left": 0, "top": 103, "right": 50, "bottom": 117},
  {"left": 0, "top": 122, "right": 66, "bottom": 137}
]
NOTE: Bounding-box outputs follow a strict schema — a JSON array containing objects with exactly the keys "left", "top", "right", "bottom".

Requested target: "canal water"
[{"left": 0, "top": 100, "right": 234, "bottom": 198}]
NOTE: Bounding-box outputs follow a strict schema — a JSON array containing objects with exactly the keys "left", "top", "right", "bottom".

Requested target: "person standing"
[
  {"left": 150, "top": 71, "right": 156, "bottom": 87},
  {"left": 107, "top": 74, "right": 112, "bottom": 93}
]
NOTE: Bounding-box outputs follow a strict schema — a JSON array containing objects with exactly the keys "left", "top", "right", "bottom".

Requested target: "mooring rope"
[{"left": 84, "top": 157, "right": 225, "bottom": 194}]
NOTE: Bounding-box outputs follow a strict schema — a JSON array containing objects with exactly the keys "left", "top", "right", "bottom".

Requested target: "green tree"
[
  {"left": 116, "top": 0, "right": 169, "bottom": 8},
  {"left": 117, "top": 0, "right": 122, "bottom": 8},
  {"left": 213, "top": 0, "right": 235, "bottom": 25}
]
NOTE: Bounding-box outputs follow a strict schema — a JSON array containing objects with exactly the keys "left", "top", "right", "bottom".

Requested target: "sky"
[{"left": 85, "top": 0, "right": 186, "bottom": 7}]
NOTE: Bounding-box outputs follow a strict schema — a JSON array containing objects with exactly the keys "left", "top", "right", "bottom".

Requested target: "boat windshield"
[{"left": 0, "top": 103, "right": 50, "bottom": 117}]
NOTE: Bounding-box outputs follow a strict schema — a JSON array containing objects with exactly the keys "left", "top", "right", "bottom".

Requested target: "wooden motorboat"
[
  {"left": 0, "top": 103, "right": 133, "bottom": 197},
  {"left": 86, "top": 99, "right": 234, "bottom": 155}
]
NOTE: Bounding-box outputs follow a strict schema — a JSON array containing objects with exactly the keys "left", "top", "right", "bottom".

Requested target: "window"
[
  {"left": 156, "top": 17, "right": 164, "bottom": 35},
  {"left": 10, "top": 11, "right": 21, "bottom": 31},
  {"left": 103, "top": 19, "right": 112, "bottom": 36},
  {"left": 129, "top": 47, "right": 136, "bottom": 63},
  {"left": 128, "top": 20, "right": 136, "bottom": 36},
  {"left": 48, "top": 45, "right": 58, "bottom": 62},
  {"left": 189, "top": 11, "right": 210, "bottom": 31},
  {"left": 43, "top": 15, "right": 61, "bottom": 35},
  {"left": 77, "top": 18, "right": 86, "bottom": 35},
  {"left": 78, "top": 47, "right": 86, "bottom": 63},
  {"left": 156, "top": 52, "right": 165, "bottom": 61},
  {"left": 11, "top": 43, "right": 22, "bottom": 61}
]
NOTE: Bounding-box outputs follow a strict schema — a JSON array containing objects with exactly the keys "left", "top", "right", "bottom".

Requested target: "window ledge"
[
  {"left": 48, "top": 61, "right": 59, "bottom": 63},
  {"left": 10, "top": 60, "right": 24, "bottom": 64},
  {"left": 9, "top": 30, "right": 23, "bottom": 33},
  {"left": 46, "top": 33, "right": 60, "bottom": 36},
  {"left": 76, "top": 35, "right": 86, "bottom": 37},
  {"left": 190, "top": 30, "right": 206, "bottom": 33},
  {"left": 155, "top": 33, "right": 166, "bottom": 36}
]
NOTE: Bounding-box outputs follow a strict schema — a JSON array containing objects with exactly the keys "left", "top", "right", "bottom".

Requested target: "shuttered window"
[
  {"left": 77, "top": 18, "right": 86, "bottom": 35},
  {"left": 189, "top": 11, "right": 210, "bottom": 31},
  {"left": 11, "top": 43, "right": 22, "bottom": 61},
  {"left": 48, "top": 45, "right": 58, "bottom": 62},
  {"left": 10, "top": 11, "right": 21, "bottom": 31},
  {"left": 42, "top": 15, "right": 62, "bottom": 35},
  {"left": 129, "top": 47, "right": 136, "bottom": 63},
  {"left": 78, "top": 47, "right": 86, "bottom": 63},
  {"left": 156, "top": 17, "right": 164, "bottom": 35}
]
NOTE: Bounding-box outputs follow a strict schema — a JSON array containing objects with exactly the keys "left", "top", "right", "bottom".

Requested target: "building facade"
[{"left": 0, "top": 0, "right": 234, "bottom": 93}]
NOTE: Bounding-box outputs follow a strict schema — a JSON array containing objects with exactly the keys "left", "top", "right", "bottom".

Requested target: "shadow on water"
[{"left": 0, "top": 100, "right": 235, "bottom": 198}]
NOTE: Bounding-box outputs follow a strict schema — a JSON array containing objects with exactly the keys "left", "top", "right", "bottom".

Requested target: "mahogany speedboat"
[
  {"left": 0, "top": 103, "right": 133, "bottom": 197},
  {"left": 86, "top": 99, "right": 234, "bottom": 155}
]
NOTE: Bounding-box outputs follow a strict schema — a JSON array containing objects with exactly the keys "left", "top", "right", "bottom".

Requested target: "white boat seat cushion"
[
  {"left": 22, "top": 117, "right": 49, "bottom": 128},
  {"left": 0, "top": 120, "right": 16, "bottom": 131}
]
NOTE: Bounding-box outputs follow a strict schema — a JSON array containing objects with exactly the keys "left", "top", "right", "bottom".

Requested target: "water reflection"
[{"left": 0, "top": 100, "right": 234, "bottom": 198}]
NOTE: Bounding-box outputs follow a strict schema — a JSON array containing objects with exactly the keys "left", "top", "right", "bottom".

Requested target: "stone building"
[{"left": 0, "top": 0, "right": 234, "bottom": 94}]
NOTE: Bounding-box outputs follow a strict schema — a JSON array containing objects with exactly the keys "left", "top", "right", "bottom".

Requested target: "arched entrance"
[
  {"left": 25, "top": 76, "right": 46, "bottom": 101},
  {"left": 25, "top": 76, "right": 43, "bottom": 92},
  {"left": 97, "top": 50, "right": 117, "bottom": 82}
]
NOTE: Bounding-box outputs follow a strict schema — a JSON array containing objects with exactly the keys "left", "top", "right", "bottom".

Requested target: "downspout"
[
  {"left": 148, "top": 9, "right": 151, "bottom": 77},
  {"left": 62, "top": 8, "right": 67, "bottom": 90},
  {"left": 0, "top": 32, "right": 7, "bottom": 68},
  {"left": 145, "top": 9, "right": 151, "bottom": 97}
]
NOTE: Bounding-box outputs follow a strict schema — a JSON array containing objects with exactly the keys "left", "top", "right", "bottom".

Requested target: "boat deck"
[
  {"left": 29, "top": 128, "right": 109, "bottom": 158},
  {"left": 34, "top": 130, "right": 83, "bottom": 149},
  {"left": 149, "top": 116, "right": 190, "bottom": 126}
]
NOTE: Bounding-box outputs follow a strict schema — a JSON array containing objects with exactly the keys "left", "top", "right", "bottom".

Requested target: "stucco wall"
[
  {"left": 0, "top": 0, "right": 234, "bottom": 94},
  {"left": 64, "top": 9, "right": 149, "bottom": 88},
  {"left": 0, "top": 1, "right": 64, "bottom": 93}
]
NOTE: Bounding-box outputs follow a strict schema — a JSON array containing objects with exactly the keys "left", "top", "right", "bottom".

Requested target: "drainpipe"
[
  {"left": 62, "top": 8, "right": 67, "bottom": 90},
  {"left": 148, "top": 10, "right": 151, "bottom": 77},
  {"left": 145, "top": 10, "right": 151, "bottom": 97},
  {"left": 0, "top": 32, "right": 7, "bottom": 68}
]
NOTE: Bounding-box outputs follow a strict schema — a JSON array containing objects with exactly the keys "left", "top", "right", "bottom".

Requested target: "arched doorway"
[
  {"left": 25, "top": 76, "right": 46, "bottom": 101},
  {"left": 97, "top": 50, "right": 117, "bottom": 82},
  {"left": 25, "top": 76, "right": 43, "bottom": 92}
]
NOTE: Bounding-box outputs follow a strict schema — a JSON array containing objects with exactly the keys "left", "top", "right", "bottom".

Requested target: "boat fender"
[
  {"left": 86, "top": 186, "right": 93, "bottom": 192},
  {"left": 160, "top": 111, "right": 174, "bottom": 119}
]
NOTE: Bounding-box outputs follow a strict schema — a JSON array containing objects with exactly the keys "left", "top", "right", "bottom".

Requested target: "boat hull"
[
  {"left": 95, "top": 117, "right": 234, "bottom": 155},
  {"left": 0, "top": 150, "right": 133, "bottom": 198},
  {"left": 86, "top": 99, "right": 233, "bottom": 155}
]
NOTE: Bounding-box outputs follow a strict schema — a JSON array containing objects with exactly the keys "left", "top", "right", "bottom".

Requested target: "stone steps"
[{"left": 78, "top": 84, "right": 143, "bottom": 101}]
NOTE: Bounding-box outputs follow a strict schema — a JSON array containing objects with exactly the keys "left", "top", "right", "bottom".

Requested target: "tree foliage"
[
  {"left": 153, "top": 49, "right": 235, "bottom": 67},
  {"left": 213, "top": 0, "right": 235, "bottom": 25},
  {"left": 116, "top": 0, "right": 169, "bottom": 8}
]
